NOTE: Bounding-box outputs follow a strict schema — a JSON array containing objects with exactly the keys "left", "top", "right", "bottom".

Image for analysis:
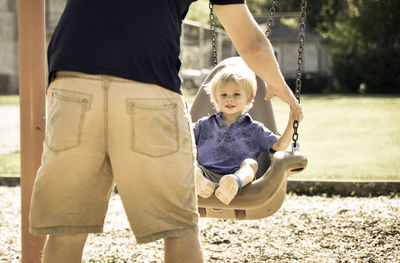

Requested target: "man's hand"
[
  {"left": 290, "top": 104, "right": 304, "bottom": 123},
  {"left": 265, "top": 82, "right": 302, "bottom": 122}
]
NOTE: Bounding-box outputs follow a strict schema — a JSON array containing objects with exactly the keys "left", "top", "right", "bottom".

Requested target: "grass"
[
  {"left": 0, "top": 95, "right": 19, "bottom": 105},
  {"left": 270, "top": 94, "right": 400, "bottom": 181},
  {"left": 0, "top": 95, "right": 20, "bottom": 174},
  {"left": 1, "top": 93, "right": 399, "bottom": 181},
  {"left": 0, "top": 151, "right": 20, "bottom": 175}
]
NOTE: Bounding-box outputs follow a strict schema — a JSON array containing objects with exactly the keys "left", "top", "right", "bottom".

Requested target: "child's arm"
[{"left": 271, "top": 108, "right": 304, "bottom": 152}]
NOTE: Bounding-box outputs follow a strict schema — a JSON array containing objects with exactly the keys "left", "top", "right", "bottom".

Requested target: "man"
[{"left": 29, "top": 0, "right": 301, "bottom": 262}]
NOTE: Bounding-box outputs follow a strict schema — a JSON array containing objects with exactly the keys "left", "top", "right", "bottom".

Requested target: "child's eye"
[
  {"left": 220, "top": 94, "right": 227, "bottom": 97},
  {"left": 234, "top": 93, "right": 241, "bottom": 97}
]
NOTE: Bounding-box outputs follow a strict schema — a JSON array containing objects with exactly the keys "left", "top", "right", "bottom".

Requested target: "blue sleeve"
[
  {"left": 210, "top": 0, "right": 244, "bottom": 5},
  {"left": 256, "top": 124, "right": 279, "bottom": 154}
]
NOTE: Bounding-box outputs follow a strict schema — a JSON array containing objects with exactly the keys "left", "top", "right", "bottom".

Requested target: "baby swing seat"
[{"left": 190, "top": 57, "right": 307, "bottom": 220}]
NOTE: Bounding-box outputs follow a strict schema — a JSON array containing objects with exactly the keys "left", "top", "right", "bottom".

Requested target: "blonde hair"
[{"left": 206, "top": 66, "right": 257, "bottom": 112}]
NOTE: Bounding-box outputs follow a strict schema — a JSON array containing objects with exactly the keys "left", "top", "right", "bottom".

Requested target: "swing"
[{"left": 189, "top": 0, "right": 308, "bottom": 220}]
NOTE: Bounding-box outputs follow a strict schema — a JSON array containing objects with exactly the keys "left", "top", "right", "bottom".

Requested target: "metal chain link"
[
  {"left": 209, "top": 3, "right": 218, "bottom": 66},
  {"left": 292, "top": 0, "right": 307, "bottom": 148},
  {"left": 265, "top": 0, "right": 278, "bottom": 38}
]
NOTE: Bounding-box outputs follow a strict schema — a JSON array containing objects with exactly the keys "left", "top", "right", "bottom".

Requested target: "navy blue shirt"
[
  {"left": 48, "top": 0, "right": 244, "bottom": 94},
  {"left": 193, "top": 112, "right": 278, "bottom": 174}
]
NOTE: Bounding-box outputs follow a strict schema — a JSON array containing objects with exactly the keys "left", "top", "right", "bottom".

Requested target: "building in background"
[
  {"left": 180, "top": 19, "right": 236, "bottom": 89},
  {"left": 0, "top": 0, "right": 18, "bottom": 94},
  {"left": 256, "top": 13, "right": 333, "bottom": 92},
  {"left": 0, "top": 0, "right": 67, "bottom": 94}
]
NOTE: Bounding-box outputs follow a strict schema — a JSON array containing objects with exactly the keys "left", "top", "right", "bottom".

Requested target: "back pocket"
[
  {"left": 45, "top": 89, "right": 92, "bottom": 153},
  {"left": 127, "top": 100, "right": 179, "bottom": 157}
]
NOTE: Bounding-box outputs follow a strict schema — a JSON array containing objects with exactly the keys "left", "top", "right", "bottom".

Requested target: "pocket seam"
[
  {"left": 51, "top": 88, "right": 92, "bottom": 111},
  {"left": 126, "top": 100, "right": 180, "bottom": 158},
  {"left": 45, "top": 89, "right": 92, "bottom": 153}
]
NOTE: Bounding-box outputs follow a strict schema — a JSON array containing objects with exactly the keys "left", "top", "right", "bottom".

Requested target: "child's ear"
[{"left": 247, "top": 96, "right": 254, "bottom": 104}]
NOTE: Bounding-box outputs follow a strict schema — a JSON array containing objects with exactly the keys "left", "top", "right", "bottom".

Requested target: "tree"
[
  {"left": 328, "top": 0, "right": 400, "bottom": 93},
  {"left": 250, "top": 0, "right": 400, "bottom": 93},
  {"left": 186, "top": 0, "right": 400, "bottom": 93},
  {"left": 186, "top": 0, "right": 211, "bottom": 25}
]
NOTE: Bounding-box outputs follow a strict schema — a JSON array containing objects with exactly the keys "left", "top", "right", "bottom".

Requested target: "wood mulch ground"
[{"left": 1, "top": 186, "right": 399, "bottom": 262}]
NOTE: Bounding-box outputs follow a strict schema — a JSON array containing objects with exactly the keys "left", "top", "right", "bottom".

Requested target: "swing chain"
[
  {"left": 292, "top": 0, "right": 307, "bottom": 149},
  {"left": 265, "top": 0, "right": 278, "bottom": 38},
  {"left": 209, "top": 3, "right": 218, "bottom": 66}
]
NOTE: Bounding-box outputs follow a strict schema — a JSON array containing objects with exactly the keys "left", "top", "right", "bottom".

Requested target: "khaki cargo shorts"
[{"left": 29, "top": 71, "right": 199, "bottom": 243}]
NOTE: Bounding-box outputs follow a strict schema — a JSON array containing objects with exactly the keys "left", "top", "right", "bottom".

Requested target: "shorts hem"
[
  {"left": 135, "top": 227, "right": 198, "bottom": 244},
  {"left": 30, "top": 225, "right": 103, "bottom": 236}
]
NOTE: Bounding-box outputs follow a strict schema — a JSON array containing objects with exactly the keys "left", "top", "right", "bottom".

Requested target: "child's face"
[{"left": 215, "top": 81, "right": 252, "bottom": 117}]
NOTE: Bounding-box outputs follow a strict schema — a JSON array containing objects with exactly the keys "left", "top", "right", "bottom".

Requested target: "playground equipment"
[
  {"left": 190, "top": 57, "right": 307, "bottom": 219},
  {"left": 19, "top": 0, "right": 47, "bottom": 262},
  {"left": 190, "top": 0, "right": 308, "bottom": 219}
]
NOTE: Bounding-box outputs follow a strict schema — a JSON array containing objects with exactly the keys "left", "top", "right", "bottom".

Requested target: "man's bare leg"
[
  {"left": 42, "top": 233, "right": 88, "bottom": 263},
  {"left": 164, "top": 231, "right": 204, "bottom": 263}
]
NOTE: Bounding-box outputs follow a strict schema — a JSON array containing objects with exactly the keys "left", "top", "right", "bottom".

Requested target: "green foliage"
[
  {"left": 257, "top": 0, "right": 400, "bottom": 94},
  {"left": 280, "top": 17, "right": 298, "bottom": 29},
  {"left": 247, "top": 0, "right": 273, "bottom": 15},
  {"left": 248, "top": 0, "right": 307, "bottom": 15},
  {"left": 0, "top": 152, "right": 20, "bottom": 174},
  {"left": 318, "top": 0, "right": 400, "bottom": 93},
  {"left": 186, "top": 0, "right": 211, "bottom": 25}
]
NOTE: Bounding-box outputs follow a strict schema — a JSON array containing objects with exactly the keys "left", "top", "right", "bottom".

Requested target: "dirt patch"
[{"left": 1, "top": 187, "right": 399, "bottom": 262}]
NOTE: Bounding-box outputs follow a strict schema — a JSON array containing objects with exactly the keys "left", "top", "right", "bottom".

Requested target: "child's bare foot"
[
  {"left": 195, "top": 170, "right": 216, "bottom": 198},
  {"left": 215, "top": 174, "right": 242, "bottom": 205}
]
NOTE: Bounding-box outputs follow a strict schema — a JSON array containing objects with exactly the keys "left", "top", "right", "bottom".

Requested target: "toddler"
[{"left": 193, "top": 65, "right": 303, "bottom": 205}]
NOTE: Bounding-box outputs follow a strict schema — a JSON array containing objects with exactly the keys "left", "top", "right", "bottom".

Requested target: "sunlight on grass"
[
  {"left": 271, "top": 95, "right": 400, "bottom": 180},
  {"left": 0, "top": 151, "right": 20, "bottom": 174},
  {"left": 0, "top": 95, "right": 19, "bottom": 105}
]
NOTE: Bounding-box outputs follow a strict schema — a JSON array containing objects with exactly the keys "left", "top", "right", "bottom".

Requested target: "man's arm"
[{"left": 213, "top": 4, "right": 301, "bottom": 118}]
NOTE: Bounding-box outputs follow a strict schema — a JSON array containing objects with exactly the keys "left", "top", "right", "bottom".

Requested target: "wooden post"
[{"left": 18, "top": 0, "right": 47, "bottom": 262}]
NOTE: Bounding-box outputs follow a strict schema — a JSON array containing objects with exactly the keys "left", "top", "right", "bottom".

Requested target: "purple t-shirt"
[{"left": 193, "top": 112, "right": 279, "bottom": 174}]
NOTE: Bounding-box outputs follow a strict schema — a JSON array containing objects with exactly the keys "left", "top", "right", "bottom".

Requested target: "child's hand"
[{"left": 290, "top": 104, "right": 304, "bottom": 123}]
